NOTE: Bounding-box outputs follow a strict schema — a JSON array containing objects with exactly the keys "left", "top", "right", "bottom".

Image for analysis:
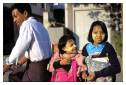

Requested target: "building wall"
[
  {"left": 65, "top": 4, "right": 111, "bottom": 50},
  {"left": 47, "top": 27, "right": 64, "bottom": 44}
]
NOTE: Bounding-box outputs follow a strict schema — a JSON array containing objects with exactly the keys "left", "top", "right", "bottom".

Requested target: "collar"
[
  {"left": 88, "top": 42, "right": 105, "bottom": 49},
  {"left": 86, "top": 42, "right": 105, "bottom": 55},
  {"left": 28, "top": 16, "right": 34, "bottom": 20}
]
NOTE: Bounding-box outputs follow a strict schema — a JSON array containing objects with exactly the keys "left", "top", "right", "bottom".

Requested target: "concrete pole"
[
  {"left": 65, "top": 4, "right": 73, "bottom": 31},
  {"left": 43, "top": 4, "right": 50, "bottom": 28}
]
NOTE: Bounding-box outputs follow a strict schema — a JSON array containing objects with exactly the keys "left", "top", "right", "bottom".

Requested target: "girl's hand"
[
  {"left": 82, "top": 71, "right": 88, "bottom": 81},
  {"left": 60, "top": 57, "right": 71, "bottom": 65},
  {"left": 87, "top": 72, "right": 95, "bottom": 81},
  {"left": 81, "top": 64, "right": 87, "bottom": 71},
  {"left": 75, "top": 54, "right": 85, "bottom": 66}
]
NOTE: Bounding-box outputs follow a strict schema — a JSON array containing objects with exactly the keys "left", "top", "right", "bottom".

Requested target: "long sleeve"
[
  {"left": 95, "top": 42, "right": 121, "bottom": 79},
  {"left": 82, "top": 42, "right": 121, "bottom": 81},
  {"left": 7, "top": 17, "right": 52, "bottom": 64},
  {"left": 82, "top": 44, "right": 88, "bottom": 57},
  {"left": 53, "top": 60, "right": 71, "bottom": 72},
  {"left": 7, "top": 22, "right": 33, "bottom": 65}
]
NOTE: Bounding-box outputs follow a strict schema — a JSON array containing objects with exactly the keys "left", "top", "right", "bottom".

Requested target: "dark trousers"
[{"left": 22, "top": 58, "right": 51, "bottom": 82}]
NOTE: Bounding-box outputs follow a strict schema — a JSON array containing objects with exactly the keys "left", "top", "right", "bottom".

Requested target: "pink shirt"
[{"left": 47, "top": 52, "right": 86, "bottom": 82}]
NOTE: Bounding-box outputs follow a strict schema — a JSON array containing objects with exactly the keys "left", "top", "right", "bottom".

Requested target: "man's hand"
[
  {"left": 3, "top": 64, "right": 11, "bottom": 75},
  {"left": 17, "top": 55, "right": 28, "bottom": 65}
]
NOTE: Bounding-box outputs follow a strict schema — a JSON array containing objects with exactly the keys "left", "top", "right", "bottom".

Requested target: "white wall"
[
  {"left": 47, "top": 27, "right": 64, "bottom": 44},
  {"left": 65, "top": 4, "right": 111, "bottom": 50},
  {"left": 73, "top": 9, "right": 111, "bottom": 50}
]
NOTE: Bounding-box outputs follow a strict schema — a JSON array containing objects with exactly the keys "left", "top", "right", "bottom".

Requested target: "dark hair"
[
  {"left": 64, "top": 27, "right": 76, "bottom": 44},
  {"left": 58, "top": 35, "right": 76, "bottom": 54},
  {"left": 11, "top": 3, "right": 32, "bottom": 16},
  {"left": 88, "top": 20, "right": 108, "bottom": 43}
]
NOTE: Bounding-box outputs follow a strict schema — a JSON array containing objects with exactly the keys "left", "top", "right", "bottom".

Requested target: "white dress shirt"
[{"left": 7, "top": 17, "right": 51, "bottom": 65}]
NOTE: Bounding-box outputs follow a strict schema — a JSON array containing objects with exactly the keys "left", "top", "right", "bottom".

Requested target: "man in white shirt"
[{"left": 3, "top": 3, "right": 52, "bottom": 81}]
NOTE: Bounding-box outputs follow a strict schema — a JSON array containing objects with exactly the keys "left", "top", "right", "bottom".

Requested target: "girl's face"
[
  {"left": 92, "top": 25, "right": 105, "bottom": 45},
  {"left": 63, "top": 39, "right": 77, "bottom": 54}
]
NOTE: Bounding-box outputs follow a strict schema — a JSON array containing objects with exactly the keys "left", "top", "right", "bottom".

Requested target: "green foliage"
[{"left": 111, "top": 30, "right": 122, "bottom": 57}]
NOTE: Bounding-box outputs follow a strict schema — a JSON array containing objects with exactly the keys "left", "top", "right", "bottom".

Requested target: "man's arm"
[
  {"left": 8, "top": 23, "right": 32, "bottom": 64},
  {"left": 3, "top": 54, "right": 28, "bottom": 75}
]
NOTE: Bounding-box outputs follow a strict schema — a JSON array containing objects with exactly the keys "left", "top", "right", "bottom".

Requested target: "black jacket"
[{"left": 82, "top": 42, "right": 121, "bottom": 81}]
